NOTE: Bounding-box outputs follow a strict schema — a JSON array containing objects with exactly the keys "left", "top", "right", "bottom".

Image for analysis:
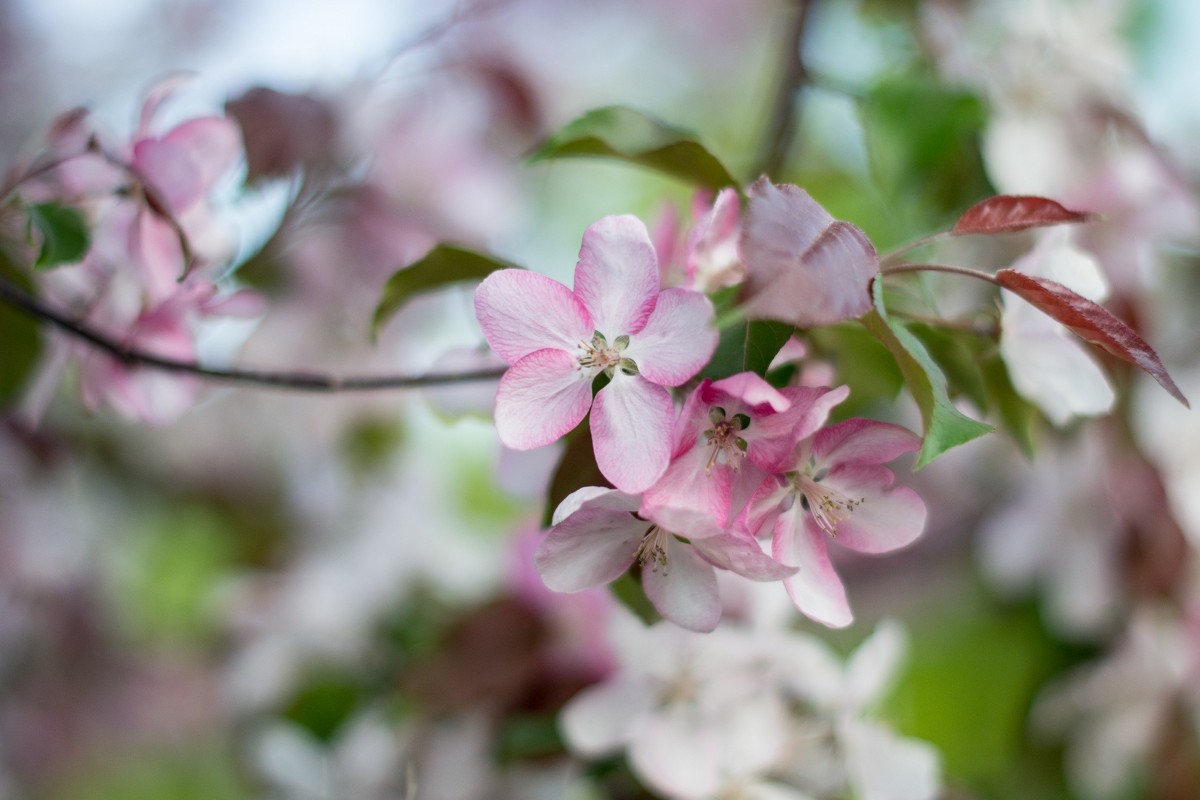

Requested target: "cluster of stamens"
[
  {"left": 794, "top": 470, "right": 865, "bottom": 537},
  {"left": 634, "top": 526, "right": 671, "bottom": 574},
  {"left": 702, "top": 406, "right": 749, "bottom": 474},
  {"left": 577, "top": 331, "right": 638, "bottom": 377}
]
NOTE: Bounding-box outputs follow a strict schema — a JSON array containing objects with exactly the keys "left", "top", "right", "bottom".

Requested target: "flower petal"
[
  {"left": 840, "top": 718, "right": 942, "bottom": 800},
  {"left": 535, "top": 506, "right": 646, "bottom": 592},
  {"left": 623, "top": 288, "right": 717, "bottom": 387},
  {"left": 773, "top": 508, "right": 853, "bottom": 628},
  {"left": 494, "top": 349, "right": 592, "bottom": 450},
  {"left": 628, "top": 703, "right": 722, "bottom": 798},
  {"left": 551, "top": 486, "right": 639, "bottom": 526},
  {"left": 640, "top": 445, "right": 734, "bottom": 538},
  {"left": 560, "top": 676, "right": 655, "bottom": 756},
  {"left": 741, "top": 179, "right": 878, "bottom": 327},
  {"left": 475, "top": 269, "right": 592, "bottom": 365},
  {"left": 591, "top": 372, "right": 673, "bottom": 493},
  {"left": 573, "top": 215, "right": 660, "bottom": 336},
  {"left": 642, "top": 536, "right": 721, "bottom": 632},
  {"left": 821, "top": 464, "right": 927, "bottom": 554},
  {"left": 692, "top": 533, "right": 798, "bottom": 581},
  {"left": 813, "top": 418, "right": 921, "bottom": 468}
]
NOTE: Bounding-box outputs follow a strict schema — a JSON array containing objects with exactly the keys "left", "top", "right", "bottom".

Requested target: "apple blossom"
[
  {"left": 741, "top": 418, "right": 927, "bottom": 627},
  {"left": 535, "top": 487, "right": 795, "bottom": 633},
  {"left": 475, "top": 214, "right": 718, "bottom": 493},
  {"left": 654, "top": 188, "right": 745, "bottom": 292},
  {"left": 640, "top": 373, "right": 848, "bottom": 536}
]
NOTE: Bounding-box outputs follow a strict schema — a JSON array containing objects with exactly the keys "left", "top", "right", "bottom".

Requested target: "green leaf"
[
  {"left": 980, "top": 354, "right": 1040, "bottom": 458},
  {"left": 858, "top": 74, "right": 989, "bottom": 223},
  {"left": 808, "top": 323, "right": 904, "bottom": 419},
  {"left": 372, "top": 245, "right": 522, "bottom": 338},
  {"left": 862, "top": 279, "right": 992, "bottom": 468},
  {"left": 26, "top": 202, "right": 90, "bottom": 269},
  {"left": 0, "top": 254, "right": 42, "bottom": 405},
  {"left": 529, "top": 106, "right": 739, "bottom": 191},
  {"left": 906, "top": 322, "right": 989, "bottom": 411},
  {"left": 701, "top": 319, "right": 793, "bottom": 381}
]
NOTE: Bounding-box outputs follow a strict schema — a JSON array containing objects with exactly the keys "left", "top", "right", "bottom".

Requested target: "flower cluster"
[
  {"left": 475, "top": 185, "right": 927, "bottom": 631},
  {"left": 14, "top": 78, "right": 261, "bottom": 423}
]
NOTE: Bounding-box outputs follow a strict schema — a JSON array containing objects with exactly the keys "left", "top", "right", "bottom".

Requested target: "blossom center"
[
  {"left": 703, "top": 406, "right": 749, "bottom": 474},
  {"left": 635, "top": 526, "right": 671, "bottom": 574},
  {"left": 795, "top": 473, "right": 864, "bottom": 536},
  {"left": 577, "top": 331, "right": 638, "bottom": 378}
]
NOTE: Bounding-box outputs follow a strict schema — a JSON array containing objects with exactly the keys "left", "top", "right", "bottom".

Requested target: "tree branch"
[
  {"left": 752, "top": 0, "right": 815, "bottom": 181},
  {"left": 0, "top": 276, "right": 506, "bottom": 392}
]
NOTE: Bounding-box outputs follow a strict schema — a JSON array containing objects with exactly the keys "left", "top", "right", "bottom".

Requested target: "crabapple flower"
[
  {"left": 535, "top": 487, "right": 795, "bottom": 632},
  {"left": 654, "top": 188, "right": 745, "bottom": 292},
  {"left": 640, "top": 373, "right": 848, "bottom": 536},
  {"left": 475, "top": 215, "right": 718, "bottom": 493},
  {"left": 742, "top": 419, "right": 926, "bottom": 627},
  {"left": 740, "top": 178, "right": 878, "bottom": 327},
  {"left": 1000, "top": 229, "right": 1115, "bottom": 425}
]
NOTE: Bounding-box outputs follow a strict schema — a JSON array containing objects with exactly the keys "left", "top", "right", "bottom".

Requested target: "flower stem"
[
  {"left": 879, "top": 262, "right": 1000, "bottom": 286},
  {"left": 879, "top": 231, "right": 954, "bottom": 266},
  {"left": 0, "top": 276, "right": 506, "bottom": 392}
]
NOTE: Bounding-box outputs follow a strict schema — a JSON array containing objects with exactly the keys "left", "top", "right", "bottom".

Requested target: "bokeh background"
[{"left": 1, "top": 0, "right": 1199, "bottom": 798}]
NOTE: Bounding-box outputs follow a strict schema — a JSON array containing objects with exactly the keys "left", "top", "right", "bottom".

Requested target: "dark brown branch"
[
  {"left": 0, "top": 277, "right": 506, "bottom": 393},
  {"left": 752, "top": 0, "right": 815, "bottom": 180}
]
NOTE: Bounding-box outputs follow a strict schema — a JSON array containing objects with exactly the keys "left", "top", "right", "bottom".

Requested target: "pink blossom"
[
  {"left": 741, "top": 419, "right": 927, "bottom": 627},
  {"left": 640, "top": 372, "right": 848, "bottom": 536},
  {"left": 474, "top": 215, "right": 718, "bottom": 493},
  {"left": 535, "top": 487, "right": 795, "bottom": 633},
  {"left": 740, "top": 178, "right": 878, "bottom": 327},
  {"left": 655, "top": 188, "right": 745, "bottom": 292}
]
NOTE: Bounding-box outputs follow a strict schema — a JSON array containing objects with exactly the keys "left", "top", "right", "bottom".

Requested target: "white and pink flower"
[{"left": 474, "top": 214, "right": 718, "bottom": 493}]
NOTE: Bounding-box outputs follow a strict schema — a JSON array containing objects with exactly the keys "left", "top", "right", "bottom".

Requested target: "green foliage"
[
  {"left": 45, "top": 743, "right": 248, "bottom": 800},
  {"left": 26, "top": 201, "right": 90, "bottom": 268},
  {"left": 113, "top": 506, "right": 236, "bottom": 644},
  {"left": 341, "top": 416, "right": 407, "bottom": 476},
  {"left": 530, "top": 106, "right": 740, "bottom": 191},
  {"left": 495, "top": 713, "right": 566, "bottom": 762},
  {"left": 701, "top": 318, "right": 794, "bottom": 381},
  {"left": 372, "top": 245, "right": 522, "bottom": 338},
  {"left": 0, "top": 253, "right": 42, "bottom": 405},
  {"left": 981, "top": 353, "right": 1040, "bottom": 457},
  {"left": 863, "top": 280, "right": 992, "bottom": 468},
  {"left": 283, "top": 671, "right": 362, "bottom": 742},
  {"left": 808, "top": 322, "right": 905, "bottom": 419},
  {"left": 858, "top": 72, "right": 990, "bottom": 229}
]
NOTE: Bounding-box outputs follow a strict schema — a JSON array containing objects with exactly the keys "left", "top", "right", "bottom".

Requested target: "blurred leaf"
[
  {"left": 858, "top": 74, "right": 989, "bottom": 223},
  {"left": 283, "top": 672, "right": 362, "bottom": 742},
  {"left": 610, "top": 571, "right": 658, "bottom": 627},
  {"left": 373, "top": 245, "right": 521, "bottom": 338},
  {"left": 530, "top": 106, "right": 739, "bottom": 191},
  {"left": 981, "top": 354, "right": 1040, "bottom": 457},
  {"left": 47, "top": 743, "right": 248, "bottom": 800},
  {"left": 542, "top": 417, "right": 609, "bottom": 528},
  {"left": 341, "top": 416, "right": 406, "bottom": 476},
  {"left": 0, "top": 253, "right": 42, "bottom": 405},
  {"left": 862, "top": 280, "right": 992, "bottom": 468},
  {"left": 495, "top": 713, "right": 566, "bottom": 762},
  {"left": 995, "top": 269, "right": 1189, "bottom": 407},
  {"left": 701, "top": 319, "right": 794, "bottom": 380},
  {"left": 953, "top": 195, "right": 1097, "bottom": 235},
  {"left": 26, "top": 202, "right": 90, "bottom": 268}
]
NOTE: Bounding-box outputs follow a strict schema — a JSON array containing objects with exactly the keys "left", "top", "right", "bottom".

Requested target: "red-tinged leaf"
[
  {"left": 952, "top": 195, "right": 1096, "bottom": 235},
  {"left": 995, "top": 269, "right": 1189, "bottom": 407}
]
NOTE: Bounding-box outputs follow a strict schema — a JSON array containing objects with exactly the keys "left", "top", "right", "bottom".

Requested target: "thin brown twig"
[
  {"left": 0, "top": 276, "right": 506, "bottom": 392},
  {"left": 879, "top": 262, "right": 1000, "bottom": 286},
  {"left": 752, "top": 0, "right": 815, "bottom": 181}
]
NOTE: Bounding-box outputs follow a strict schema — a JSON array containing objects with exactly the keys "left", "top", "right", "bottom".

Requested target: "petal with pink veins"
[
  {"left": 640, "top": 445, "right": 735, "bottom": 537},
  {"left": 813, "top": 418, "right": 921, "bottom": 468},
  {"left": 573, "top": 215, "right": 660, "bottom": 336},
  {"left": 818, "top": 464, "right": 927, "bottom": 554},
  {"left": 692, "top": 533, "right": 798, "bottom": 581},
  {"left": 475, "top": 269, "right": 592, "bottom": 365},
  {"left": 535, "top": 507, "right": 647, "bottom": 592},
  {"left": 591, "top": 372, "right": 674, "bottom": 493},
  {"left": 773, "top": 508, "right": 853, "bottom": 628},
  {"left": 642, "top": 535, "right": 721, "bottom": 632},
  {"left": 623, "top": 288, "right": 717, "bottom": 387},
  {"left": 494, "top": 348, "right": 592, "bottom": 450},
  {"left": 551, "top": 486, "right": 638, "bottom": 526}
]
